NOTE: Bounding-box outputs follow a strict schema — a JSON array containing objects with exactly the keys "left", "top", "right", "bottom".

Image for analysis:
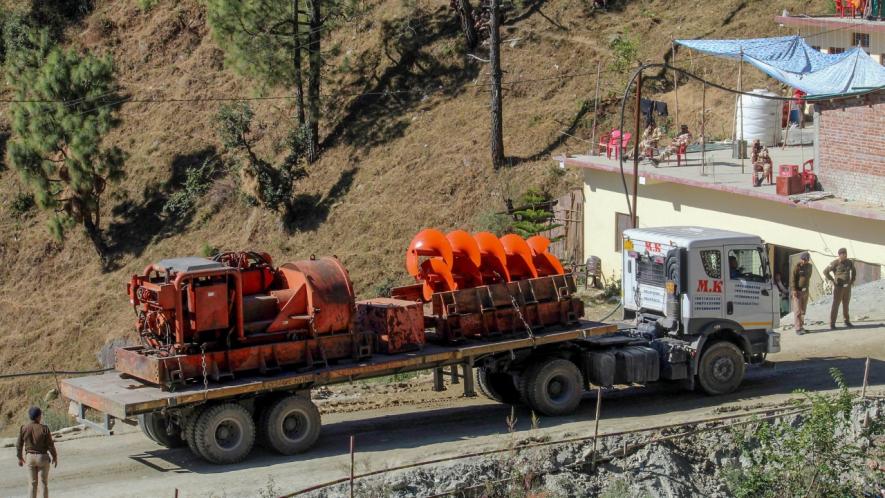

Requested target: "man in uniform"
[
  {"left": 791, "top": 252, "right": 813, "bottom": 335},
  {"left": 16, "top": 406, "right": 58, "bottom": 498},
  {"left": 824, "top": 248, "right": 856, "bottom": 329}
]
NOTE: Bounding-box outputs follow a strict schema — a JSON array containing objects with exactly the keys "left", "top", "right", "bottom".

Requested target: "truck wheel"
[
  {"left": 139, "top": 413, "right": 184, "bottom": 448},
  {"left": 522, "top": 358, "right": 583, "bottom": 416},
  {"left": 138, "top": 414, "right": 158, "bottom": 443},
  {"left": 697, "top": 341, "right": 746, "bottom": 395},
  {"left": 193, "top": 403, "right": 256, "bottom": 464},
  {"left": 184, "top": 408, "right": 206, "bottom": 458},
  {"left": 476, "top": 368, "right": 521, "bottom": 404},
  {"left": 258, "top": 395, "right": 321, "bottom": 455}
]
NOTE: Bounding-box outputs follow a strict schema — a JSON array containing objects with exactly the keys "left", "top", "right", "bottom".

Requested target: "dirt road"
[{"left": 2, "top": 322, "right": 883, "bottom": 498}]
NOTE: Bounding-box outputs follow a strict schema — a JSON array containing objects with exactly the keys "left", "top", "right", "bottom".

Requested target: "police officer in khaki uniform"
[
  {"left": 16, "top": 406, "right": 57, "bottom": 498},
  {"left": 824, "top": 248, "right": 856, "bottom": 329},
  {"left": 791, "top": 252, "right": 813, "bottom": 335}
]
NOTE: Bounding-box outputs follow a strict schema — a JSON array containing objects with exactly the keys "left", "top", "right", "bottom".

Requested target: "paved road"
[{"left": 2, "top": 324, "right": 883, "bottom": 498}]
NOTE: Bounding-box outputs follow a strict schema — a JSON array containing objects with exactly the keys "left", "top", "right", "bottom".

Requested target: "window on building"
[
  {"left": 700, "top": 250, "right": 722, "bottom": 279},
  {"left": 811, "top": 45, "right": 821, "bottom": 52},
  {"left": 614, "top": 212, "right": 635, "bottom": 252},
  {"left": 852, "top": 32, "right": 870, "bottom": 48},
  {"left": 727, "top": 248, "right": 768, "bottom": 282},
  {"left": 829, "top": 47, "right": 846, "bottom": 55}
]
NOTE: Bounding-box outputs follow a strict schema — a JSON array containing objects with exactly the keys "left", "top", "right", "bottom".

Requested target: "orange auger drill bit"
[
  {"left": 406, "top": 228, "right": 456, "bottom": 300},
  {"left": 474, "top": 231, "right": 511, "bottom": 285},
  {"left": 446, "top": 230, "right": 484, "bottom": 289},
  {"left": 526, "top": 235, "right": 565, "bottom": 276},
  {"left": 500, "top": 234, "right": 539, "bottom": 280}
]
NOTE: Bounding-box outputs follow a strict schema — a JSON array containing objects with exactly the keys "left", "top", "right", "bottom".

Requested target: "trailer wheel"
[
  {"left": 184, "top": 407, "right": 206, "bottom": 458},
  {"left": 476, "top": 368, "right": 521, "bottom": 404},
  {"left": 697, "top": 341, "right": 746, "bottom": 395},
  {"left": 193, "top": 403, "right": 256, "bottom": 464},
  {"left": 258, "top": 396, "right": 321, "bottom": 455},
  {"left": 138, "top": 414, "right": 158, "bottom": 443},
  {"left": 522, "top": 358, "right": 583, "bottom": 416},
  {"left": 138, "top": 413, "right": 184, "bottom": 448}
]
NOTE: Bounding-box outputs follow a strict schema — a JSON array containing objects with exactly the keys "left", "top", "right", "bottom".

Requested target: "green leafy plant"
[
  {"left": 510, "top": 188, "right": 562, "bottom": 239},
  {"left": 609, "top": 34, "right": 638, "bottom": 72},
  {"left": 162, "top": 157, "right": 221, "bottom": 218},
  {"left": 215, "top": 102, "right": 308, "bottom": 216},
  {"left": 5, "top": 28, "right": 126, "bottom": 260},
  {"left": 10, "top": 192, "right": 36, "bottom": 217},
  {"left": 724, "top": 369, "right": 864, "bottom": 498}
]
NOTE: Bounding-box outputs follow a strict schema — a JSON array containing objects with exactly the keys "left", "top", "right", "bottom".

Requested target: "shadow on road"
[{"left": 127, "top": 355, "right": 883, "bottom": 475}]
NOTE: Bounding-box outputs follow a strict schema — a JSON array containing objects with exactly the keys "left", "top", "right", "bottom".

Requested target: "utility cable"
[{"left": 0, "top": 367, "right": 114, "bottom": 380}]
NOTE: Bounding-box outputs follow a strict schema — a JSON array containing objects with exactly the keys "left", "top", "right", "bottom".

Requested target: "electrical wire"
[{"left": 0, "top": 367, "right": 114, "bottom": 380}]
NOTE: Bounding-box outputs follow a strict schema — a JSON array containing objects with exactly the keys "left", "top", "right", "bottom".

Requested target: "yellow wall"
[
  {"left": 800, "top": 26, "right": 885, "bottom": 58},
  {"left": 582, "top": 169, "right": 885, "bottom": 283}
]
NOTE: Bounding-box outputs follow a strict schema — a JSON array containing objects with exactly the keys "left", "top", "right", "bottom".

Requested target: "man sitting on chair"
[
  {"left": 753, "top": 147, "right": 773, "bottom": 187},
  {"left": 639, "top": 119, "right": 663, "bottom": 163},
  {"left": 660, "top": 124, "right": 692, "bottom": 162}
]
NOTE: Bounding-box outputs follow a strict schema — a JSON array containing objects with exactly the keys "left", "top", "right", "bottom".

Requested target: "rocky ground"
[{"left": 309, "top": 399, "right": 885, "bottom": 498}]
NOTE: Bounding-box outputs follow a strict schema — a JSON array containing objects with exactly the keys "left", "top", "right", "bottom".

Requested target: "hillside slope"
[{"left": 0, "top": 0, "right": 826, "bottom": 429}]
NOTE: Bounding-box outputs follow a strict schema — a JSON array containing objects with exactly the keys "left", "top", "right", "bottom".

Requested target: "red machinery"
[
  {"left": 120, "top": 233, "right": 582, "bottom": 388},
  {"left": 394, "top": 229, "right": 581, "bottom": 341},
  {"left": 121, "top": 253, "right": 374, "bottom": 387},
  {"left": 776, "top": 159, "right": 816, "bottom": 195}
]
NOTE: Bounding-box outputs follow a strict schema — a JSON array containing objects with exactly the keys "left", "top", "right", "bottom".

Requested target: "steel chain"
[
  {"left": 508, "top": 292, "right": 535, "bottom": 340},
  {"left": 200, "top": 343, "right": 209, "bottom": 399}
]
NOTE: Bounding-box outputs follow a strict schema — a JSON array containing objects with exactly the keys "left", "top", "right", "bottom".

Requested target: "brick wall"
[{"left": 817, "top": 93, "right": 885, "bottom": 206}]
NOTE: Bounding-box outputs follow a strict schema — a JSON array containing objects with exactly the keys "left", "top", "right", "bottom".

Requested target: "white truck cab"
[{"left": 622, "top": 227, "right": 781, "bottom": 392}]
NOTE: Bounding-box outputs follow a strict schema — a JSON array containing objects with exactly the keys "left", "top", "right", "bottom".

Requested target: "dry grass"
[{"left": 0, "top": 0, "right": 829, "bottom": 431}]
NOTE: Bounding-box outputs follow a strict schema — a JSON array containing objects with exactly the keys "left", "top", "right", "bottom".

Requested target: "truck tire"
[
  {"left": 697, "top": 341, "right": 746, "bottom": 395},
  {"left": 476, "top": 368, "right": 521, "bottom": 404},
  {"left": 139, "top": 413, "right": 184, "bottom": 448},
  {"left": 138, "top": 414, "right": 158, "bottom": 443},
  {"left": 521, "top": 358, "right": 583, "bottom": 416},
  {"left": 258, "top": 395, "right": 321, "bottom": 455},
  {"left": 184, "top": 408, "right": 206, "bottom": 458},
  {"left": 193, "top": 403, "right": 256, "bottom": 464}
]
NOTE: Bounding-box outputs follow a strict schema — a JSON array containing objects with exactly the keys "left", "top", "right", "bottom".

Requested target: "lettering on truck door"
[
  {"left": 690, "top": 246, "right": 725, "bottom": 321},
  {"left": 724, "top": 245, "right": 775, "bottom": 331}
]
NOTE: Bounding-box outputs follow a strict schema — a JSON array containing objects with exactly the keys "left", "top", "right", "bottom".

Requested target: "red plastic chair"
[
  {"left": 597, "top": 131, "right": 612, "bottom": 156},
  {"left": 836, "top": 0, "right": 865, "bottom": 17},
  {"left": 608, "top": 131, "right": 631, "bottom": 159},
  {"left": 668, "top": 142, "right": 688, "bottom": 166}
]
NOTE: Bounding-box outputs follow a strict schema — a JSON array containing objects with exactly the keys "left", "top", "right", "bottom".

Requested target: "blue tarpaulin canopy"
[{"left": 675, "top": 35, "right": 885, "bottom": 97}]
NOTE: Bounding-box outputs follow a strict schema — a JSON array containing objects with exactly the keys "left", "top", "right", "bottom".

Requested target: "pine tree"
[
  {"left": 510, "top": 189, "right": 562, "bottom": 240},
  {"left": 206, "top": 0, "right": 323, "bottom": 162},
  {"left": 5, "top": 29, "right": 125, "bottom": 260}
]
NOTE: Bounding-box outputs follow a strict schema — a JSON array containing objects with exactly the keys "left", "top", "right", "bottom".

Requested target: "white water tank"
[{"left": 735, "top": 89, "right": 781, "bottom": 147}]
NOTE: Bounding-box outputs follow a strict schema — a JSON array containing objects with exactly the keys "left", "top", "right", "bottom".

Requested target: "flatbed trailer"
[{"left": 66, "top": 320, "right": 705, "bottom": 464}]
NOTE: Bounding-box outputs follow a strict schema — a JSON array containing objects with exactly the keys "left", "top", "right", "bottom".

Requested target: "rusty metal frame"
[{"left": 61, "top": 321, "right": 617, "bottom": 420}]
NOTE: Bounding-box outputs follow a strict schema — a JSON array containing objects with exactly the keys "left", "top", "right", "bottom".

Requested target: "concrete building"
[
  {"left": 558, "top": 144, "right": 884, "bottom": 302},
  {"left": 557, "top": 14, "right": 885, "bottom": 304},
  {"left": 776, "top": 13, "right": 885, "bottom": 64}
]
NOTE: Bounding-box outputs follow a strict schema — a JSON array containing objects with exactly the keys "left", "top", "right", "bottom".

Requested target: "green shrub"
[
  {"left": 162, "top": 156, "right": 221, "bottom": 218},
  {"left": 724, "top": 369, "right": 865, "bottom": 498},
  {"left": 473, "top": 209, "right": 512, "bottom": 236},
  {"left": 10, "top": 192, "right": 36, "bottom": 217},
  {"left": 200, "top": 243, "right": 219, "bottom": 258},
  {"left": 609, "top": 34, "right": 638, "bottom": 72}
]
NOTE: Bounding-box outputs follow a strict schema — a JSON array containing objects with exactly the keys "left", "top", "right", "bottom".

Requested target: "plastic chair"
[
  {"left": 597, "top": 131, "right": 611, "bottom": 156},
  {"left": 668, "top": 142, "right": 688, "bottom": 166},
  {"left": 606, "top": 130, "right": 621, "bottom": 159},
  {"left": 609, "top": 131, "right": 631, "bottom": 159}
]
